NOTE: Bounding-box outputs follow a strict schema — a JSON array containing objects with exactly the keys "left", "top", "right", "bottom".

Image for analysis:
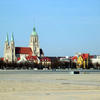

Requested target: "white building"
[{"left": 91, "top": 55, "right": 100, "bottom": 64}]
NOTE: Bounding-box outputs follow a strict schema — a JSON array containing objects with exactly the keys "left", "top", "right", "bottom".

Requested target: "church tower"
[
  {"left": 4, "top": 33, "right": 10, "bottom": 62},
  {"left": 29, "top": 27, "right": 40, "bottom": 56},
  {"left": 10, "top": 33, "right": 16, "bottom": 62},
  {"left": 4, "top": 33, "right": 16, "bottom": 62}
]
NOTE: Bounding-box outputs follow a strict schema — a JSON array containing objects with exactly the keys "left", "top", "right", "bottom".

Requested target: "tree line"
[{"left": 0, "top": 60, "right": 100, "bottom": 70}]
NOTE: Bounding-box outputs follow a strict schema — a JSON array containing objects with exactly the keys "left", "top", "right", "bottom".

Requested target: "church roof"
[
  {"left": 11, "top": 33, "right": 14, "bottom": 42},
  {"left": 32, "top": 27, "right": 37, "bottom": 36},
  {"left": 26, "top": 56, "right": 38, "bottom": 61},
  {"left": 15, "top": 47, "right": 32, "bottom": 55}
]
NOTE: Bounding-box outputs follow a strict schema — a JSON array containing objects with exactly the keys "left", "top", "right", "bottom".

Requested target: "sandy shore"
[{"left": 0, "top": 73, "right": 100, "bottom": 100}]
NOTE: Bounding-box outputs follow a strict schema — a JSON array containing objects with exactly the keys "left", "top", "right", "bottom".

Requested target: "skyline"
[{"left": 0, "top": 0, "right": 100, "bottom": 57}]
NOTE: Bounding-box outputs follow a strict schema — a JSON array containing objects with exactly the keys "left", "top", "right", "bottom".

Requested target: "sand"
[{"left": 0, "top": 73, "right": 100, "bottom": 100}]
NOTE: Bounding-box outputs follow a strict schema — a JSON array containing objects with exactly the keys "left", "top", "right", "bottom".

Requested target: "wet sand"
[{"left": 0, "top": 72, "right": 100, "bottom": 100}]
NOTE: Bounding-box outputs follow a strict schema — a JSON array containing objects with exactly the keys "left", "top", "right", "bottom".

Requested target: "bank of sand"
[{"left": 0, "top": 73, "right": 100, "bottom": 100}]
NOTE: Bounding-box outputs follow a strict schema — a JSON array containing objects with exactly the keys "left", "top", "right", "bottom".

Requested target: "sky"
[{"left": 0, "top": 0, "right": 100, "bottom": 57}]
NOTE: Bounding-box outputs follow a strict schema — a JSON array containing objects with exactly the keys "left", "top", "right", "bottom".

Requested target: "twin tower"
[{"left": 4, "top": 27, "right": 40, "bottom": 62}]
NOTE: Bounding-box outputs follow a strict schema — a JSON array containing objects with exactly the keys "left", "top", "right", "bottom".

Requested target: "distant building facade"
[
  {"left": 91, "top": 55, "right": 100, "bottom": 64},
  {"left": 4, "top": 27, "right": 44, "bottom": 62}
]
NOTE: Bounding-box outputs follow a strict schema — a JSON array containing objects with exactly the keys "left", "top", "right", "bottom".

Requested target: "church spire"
[
  {"left": 6, "top": 33, "right": 9, "bottom": 42},
  {"left": 11, "top": 32, "right": 14, "bottom": 42},
  {"left": 32, "top": 27, "right": 37, "bottom": 36}
]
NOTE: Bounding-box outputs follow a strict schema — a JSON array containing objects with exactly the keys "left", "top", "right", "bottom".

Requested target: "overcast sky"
[{"left": 0, "top": 0, "right": 100, "bottom": 57}]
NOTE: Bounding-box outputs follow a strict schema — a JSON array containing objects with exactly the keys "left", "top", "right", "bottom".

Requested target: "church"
[{"left": 4, "top": 27, "right": 44, "bottom": 62}]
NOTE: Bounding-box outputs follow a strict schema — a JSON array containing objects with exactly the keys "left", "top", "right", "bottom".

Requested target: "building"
[
  {"left": 4, "top": 27, "right": 44, "bottom": 62},
  {"left": 40, "top": 57, "right": 51, "bottom": 68},
  {"left": 91, "top": 55, "right": 100, "bottom": 64},
  {"left": 72, "top": 53, "right": 90, "bottom": 68}
]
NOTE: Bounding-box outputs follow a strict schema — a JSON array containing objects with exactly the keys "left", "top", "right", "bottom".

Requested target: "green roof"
[
  {"left": 11, "top": 32, "right": 14, "bottom": 42},
  {"left": 6, "top": 33, "right": 9, "bottom": 42},
  {"left": 32, "top": 27, "right": 37, "bottom": 36}
]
